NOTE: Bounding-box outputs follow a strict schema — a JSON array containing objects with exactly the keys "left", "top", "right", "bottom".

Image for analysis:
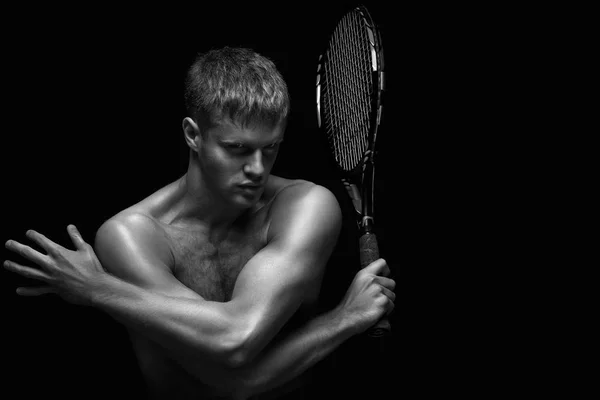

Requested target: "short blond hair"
[{"left": 184, "top": 47, "right": 290, "bottom": 131}]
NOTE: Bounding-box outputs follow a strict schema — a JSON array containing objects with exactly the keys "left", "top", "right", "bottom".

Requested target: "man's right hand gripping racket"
[{"left": 316, "top": 5, "right": 389, "bottom": 338}]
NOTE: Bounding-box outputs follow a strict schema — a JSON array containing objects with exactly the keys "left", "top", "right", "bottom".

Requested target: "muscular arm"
[
  {"left": 4, "top": 183, "right": 395, "bottom": 398},
  {"left": 92, "top": 184, "right": 347, "bottom": 388},
  {"left": 231, "top": 305, "right": 357, "bottom": 398},
  {"left": 174, "top": 287, "right": 361, "bottom": 399}
]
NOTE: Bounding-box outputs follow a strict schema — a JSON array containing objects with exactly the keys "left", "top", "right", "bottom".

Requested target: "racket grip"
[{"left": 359, "top": 232, "right": 392, "bottom": 337}]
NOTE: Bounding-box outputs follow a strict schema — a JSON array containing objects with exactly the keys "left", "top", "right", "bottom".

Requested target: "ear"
[{"left": 182, "top": 117, "right": 201, "bottom": 152}]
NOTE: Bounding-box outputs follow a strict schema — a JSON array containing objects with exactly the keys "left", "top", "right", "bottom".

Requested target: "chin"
[{"left": 233, "top": 190, "right": 263, "bottom": 207}]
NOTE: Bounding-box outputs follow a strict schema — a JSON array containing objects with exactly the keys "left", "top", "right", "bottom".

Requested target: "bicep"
[{"left": 229, "top": 185, "right": 342, "bottom": 356}]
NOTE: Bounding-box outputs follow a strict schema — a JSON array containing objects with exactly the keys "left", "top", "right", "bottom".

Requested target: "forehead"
[{"left": 208, "top": 119, "right": 285, "bottom": 144}]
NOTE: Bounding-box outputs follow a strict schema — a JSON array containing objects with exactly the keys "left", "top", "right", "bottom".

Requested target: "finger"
[
  {"left": 373, "top": 276, "right": 396, "bottom": 291},
  {"left": 361, "top": 258, "right": 389, "bottom": 276},
  {"left": 4, "top": 260, "right": 51, "bottom": 282},
  {"left": 385, "top": 299, "right": 395, "bottom": 316},
  {"left": 25, "top": 229, "right": 61, "bottom": 256},
  {"left": 380, "top": 263, "right": 390, "bottom": 277},
  {"left": 5, "top": 240, "right": 50, "bottom": 267},
  {"left": 67, "top": 224, "right": 88, "bottom": 251},
  {"left": 379, "top": 286, "right": 396, "bottom": 303},
  {"left": 16, "top": 286, "right": 57, "bottom": 296}
]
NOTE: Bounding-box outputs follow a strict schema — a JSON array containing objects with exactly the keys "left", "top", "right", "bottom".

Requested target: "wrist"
[
  {"left": 331, "top": 304, "right": 362, "bottom": 338},
  {"left": 87, "top": 272, "right": 120, "bottom": 307}
]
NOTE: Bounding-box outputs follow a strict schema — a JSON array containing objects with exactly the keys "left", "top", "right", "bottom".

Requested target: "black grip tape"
[
  {"left": 359, "top": 232, "right": 379, "bottom": 267},
  {"left": 359, "top": 232, "right": 391, "bottom": 337}
]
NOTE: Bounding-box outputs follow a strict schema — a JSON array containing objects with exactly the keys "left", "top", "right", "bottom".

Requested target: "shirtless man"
[{"left": 4, "top": 47, "right": 395, "bottom": 399}]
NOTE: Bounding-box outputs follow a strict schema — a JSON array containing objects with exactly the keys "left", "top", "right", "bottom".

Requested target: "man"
[{"left": 4, "top": 47, "right": 395, "bottom": 399}]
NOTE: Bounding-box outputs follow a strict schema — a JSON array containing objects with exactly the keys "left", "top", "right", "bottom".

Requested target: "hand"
[
  {"left": 4, "top": 224, "right": 106, "bottom": 306},
  {"left": 337, "top": 258, "right": 395, "bottom": 334}
]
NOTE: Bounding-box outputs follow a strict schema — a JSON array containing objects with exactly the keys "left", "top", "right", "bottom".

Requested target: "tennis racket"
[{"left": 316, "top": 5, "right": 388, "bottom": 338}]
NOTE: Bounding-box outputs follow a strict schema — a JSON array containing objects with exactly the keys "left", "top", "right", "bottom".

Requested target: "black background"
[{"left": 2, "top": 2, "right": 402, "bottom": 398}]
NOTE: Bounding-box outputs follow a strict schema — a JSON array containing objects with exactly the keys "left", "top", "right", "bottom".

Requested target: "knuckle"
[
  {"left": 52, "top": 251, "right": 64, "bottom": 262},
  {"left": 18, "top": 244, "right": 29, "bottom": 256}
]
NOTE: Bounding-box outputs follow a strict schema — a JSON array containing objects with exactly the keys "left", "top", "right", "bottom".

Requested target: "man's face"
[{"left": 198, "top": 119, "right": 285, "bottom": 207}]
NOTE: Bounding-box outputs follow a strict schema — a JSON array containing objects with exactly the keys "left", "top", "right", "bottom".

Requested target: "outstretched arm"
[
  {"left": 5, "top": 227, "right": 394, "bottom": 398},
  {"left": 3, "top": 186, "right": 395, "bottom": 397}
]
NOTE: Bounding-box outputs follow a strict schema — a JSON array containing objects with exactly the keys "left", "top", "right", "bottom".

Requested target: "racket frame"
[{"left": 316, "top": 5, "right": 385, "bottom": 235}]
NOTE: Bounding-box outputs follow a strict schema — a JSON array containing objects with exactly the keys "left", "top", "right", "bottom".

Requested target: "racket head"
[{"left": 316, "top": 5, "right": 385, "bottom": 177}]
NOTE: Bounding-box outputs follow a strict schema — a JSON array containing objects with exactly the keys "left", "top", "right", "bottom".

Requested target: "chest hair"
[{"left": 167, "top": 225, "right": 266, "bottom": 302}]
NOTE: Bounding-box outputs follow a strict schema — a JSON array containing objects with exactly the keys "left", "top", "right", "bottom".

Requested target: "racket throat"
[
  {"left": 343, "top": 180, "right": 363, "bottom": 219},
  {"left": 360, "top": 215, "right": 375, "bottom": 234},
  {"left": 343, "top": 181, "right": 374, "bottom": 234}
]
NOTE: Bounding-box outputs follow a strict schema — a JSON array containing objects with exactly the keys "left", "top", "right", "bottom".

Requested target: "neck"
[{"left": 169, "top": 168, "right": 248, "bottom": 237}]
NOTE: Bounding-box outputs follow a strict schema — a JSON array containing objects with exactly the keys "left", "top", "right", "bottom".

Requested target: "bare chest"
[{"left": 166, "top": 225, "right": 266, "bottom": 302}]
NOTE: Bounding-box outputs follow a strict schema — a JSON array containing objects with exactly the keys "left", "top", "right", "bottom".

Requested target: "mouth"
[{"left": 238, "top": 184, "right": 262, "bottom": 192}]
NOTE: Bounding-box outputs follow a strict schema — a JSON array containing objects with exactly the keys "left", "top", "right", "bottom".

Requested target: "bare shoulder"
[
  {"left": 93, "top": 177, "right": 182, "bottom": 268},
  {"left": 266, "top": 176, "right": 342, "bottom": 242},
  {"left": 94, "top": 210, "right": 173, "bottom": 275},
  {"left": 96, "top": 211, "right": 162, "bottom": 241},
  {"left": 267, "top": 176, "right": 339, "bottom": 206},
  {"left": 273, "top": 179, "right": 339, "bottom": 212}
]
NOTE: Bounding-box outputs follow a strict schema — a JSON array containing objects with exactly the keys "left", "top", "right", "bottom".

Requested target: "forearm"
[
  {"left": 89, "top": 274, "right": 244, "bottom": 365},
  {"left": 236, "top": 305, "right": 356, "bottom": 397},
  {"left": 175, "top": 306, "right": 353, "bottom": 399},
  {"left": 90, "top": 275, "right": 356, "bottom": 398},
  {"left": 138, "top": 303, "right": 356, "bottom": 398}
]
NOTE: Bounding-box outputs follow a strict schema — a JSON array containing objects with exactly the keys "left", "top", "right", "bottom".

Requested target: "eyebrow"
[{"left": 220, "top": 138, "right": 284, "bottom": 147}]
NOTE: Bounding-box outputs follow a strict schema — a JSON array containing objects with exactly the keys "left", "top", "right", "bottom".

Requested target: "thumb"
[
  {"left": 67, "top": 224, "right": 88, "bottom": 250},
  {"left": 361, "top": 258, "right": 389, "bottom": 277}
]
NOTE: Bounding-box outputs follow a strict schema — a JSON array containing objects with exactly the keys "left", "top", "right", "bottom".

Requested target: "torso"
[
  {"left": 166, "top": 211, "right": 267, "bottom": 303},
  {"left": 120, "top": 175, "right": 319, "bottom": 399}
]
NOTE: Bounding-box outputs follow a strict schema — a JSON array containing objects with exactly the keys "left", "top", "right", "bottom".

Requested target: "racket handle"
[{"left": 359, "top": 232, "right": 392, "bottom": 337}]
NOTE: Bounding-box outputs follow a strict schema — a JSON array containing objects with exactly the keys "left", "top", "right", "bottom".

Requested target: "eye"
[
  {"left": 263, "top": 142, "right": 280, "bottom": 151},
  {"left": 225, "top": 143, "right": 248, "bottom": 153}
]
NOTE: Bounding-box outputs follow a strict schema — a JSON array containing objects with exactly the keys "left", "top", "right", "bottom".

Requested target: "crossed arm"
[
  {"left": 4, "top": 185, "right": 395, "bottom": 398},
  {"left": 90, "top": 185, "right": 341, "bottom": 367}
]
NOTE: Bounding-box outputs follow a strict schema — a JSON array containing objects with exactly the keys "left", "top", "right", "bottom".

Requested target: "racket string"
[{"left": 322, "top": 10, "right": 374, "bottom": 172}]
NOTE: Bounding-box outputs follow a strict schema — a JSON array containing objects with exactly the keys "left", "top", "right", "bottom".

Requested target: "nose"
[{"left": 243, "top": 150, "right": 265, "bottom": 182}]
